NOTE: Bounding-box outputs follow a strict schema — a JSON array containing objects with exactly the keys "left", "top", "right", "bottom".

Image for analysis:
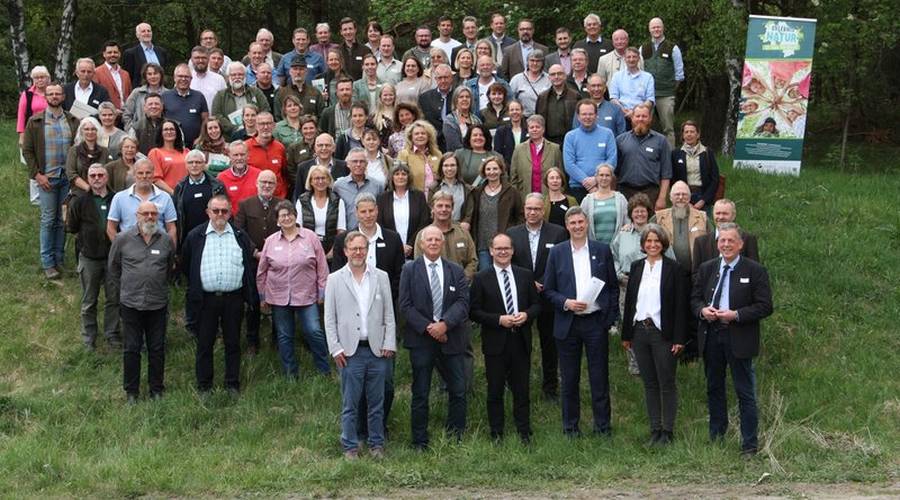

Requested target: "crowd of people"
[{"left": 17, "top": 12, "right": 773, "bottom": 460}]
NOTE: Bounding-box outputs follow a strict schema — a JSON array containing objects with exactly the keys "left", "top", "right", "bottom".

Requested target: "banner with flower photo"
[{"left": 734, "top": 15, "right": 816, "bottom": 176}]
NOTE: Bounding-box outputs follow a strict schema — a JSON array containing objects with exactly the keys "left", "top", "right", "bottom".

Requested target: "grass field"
[{"left": 0, "top": 120, "right": 898, "bottom": 496}]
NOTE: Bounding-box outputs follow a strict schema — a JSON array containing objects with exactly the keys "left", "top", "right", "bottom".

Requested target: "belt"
[
  {"left": 358, "top": 339, "right": 369, "bottom": 347},
  {"left": 635, "top": 318, "right": 658, "bottom": 329},
  {"left": 204, "top": 289, "right": 241, "bottom": 297}
]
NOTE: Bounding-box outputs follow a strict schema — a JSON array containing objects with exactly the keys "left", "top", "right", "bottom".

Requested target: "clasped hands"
[
  {"left": 499, "top": 312, "right": 528, "bottom": 329},
  {"left": 426, "top": 321, "right": 448, "bottom": 343},
  {"left": 701, "top": 306, "right": 738, "bottom": 323}
]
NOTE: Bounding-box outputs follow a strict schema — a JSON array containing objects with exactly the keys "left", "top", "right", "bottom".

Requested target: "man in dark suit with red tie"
[
  {"left": 691, "top": 223, "right": 773, "bottom": 458},
  {"left": 507, "top": 193, "right": 568, "bottom": 399},
  {"left": 470, "top": 233, "right": 541, "bottom": 443}
]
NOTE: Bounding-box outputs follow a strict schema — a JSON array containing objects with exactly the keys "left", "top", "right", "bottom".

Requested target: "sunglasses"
[{"left": 209, "top": 208, "right": 230, "bottom": 215}]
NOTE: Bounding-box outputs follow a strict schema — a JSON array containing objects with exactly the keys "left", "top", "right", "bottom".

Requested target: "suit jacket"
[
  {"left": 63, "top": 82, "right": 110, "bottom": 113},
  {"left": 543, "top": 239, "right": 619, "bottom": 338},
  {"left": 493, "top": 124, "right": 528, "bottom": 166},
  {"left": 692, "top": 231, "right": 760, "bottom": 274},
  {"left": 122, "top": 43, "right": 169, "bottom": 89},
  {"left": 653, "top": 208, "right": 708, "bottom": 262},
  {"left": 234, "top": 195, "right": 284, "bottom": 251},
  {"left": 399, "top": 257, "right": 471, "bottom": 354},
  {"left": 500, "top": 42, "right": 550, "bottom": 80},
  {"left": 419, "top": 88, "right": 453, "bottom": 150},
  {"left": 509, "top": 139, "right": 563, "bottom": 200},
  {"left": 331, "top": 226, "right": 405, "bottom": 301},
  {"left": 324, "top": 265, "right": 397, "bottom": 357},
  {"left": 507, "top": 222, "right": 567, "bottom": 282},
  {"left": 376, "top": 189, "right": 431, "bottom": 245},
  {"left": 672, "top": 148, "right": 720, "bottom": 206},
  {"left": 544, "top": 50, "right": 567, "bottom": 73},
  {"left": 470, "top": 265, "right": 541, "bottom": 356},
  {"left": 691, "top": 257, "right": 773, "bottom": 359},
  {"left": 621, "top": 257, "right": 689, "bottom": 344},
  {"left": 93, "top": 64, "right": 133, "bottom": 110},
  {"left": 293, "top": 159, "right": 349, "bottom": 200}
]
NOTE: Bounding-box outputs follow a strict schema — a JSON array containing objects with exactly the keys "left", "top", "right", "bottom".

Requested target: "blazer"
[
  {"left": 653, "top": 207, "right": 708, "bottom": 262},
  {"left": 691, "top": 257, "right": 773, "bottom": 359},
  {"left": 500, "top": 42, "right": 550, "bottom": 80},
  {"left": 672, "top": 147, "right": 720, "bottom": 206},
  {"left": 621, "top": 256, "right": 689, "bottom": 344},
  {"left": 376, "top": 189, "right": 431, "bottom": 245},
  {"left": 542, "top": 239, "right": 619, "bottom": 338},
  {"left": 544, "top": 50, "right": 567, "bottom": 72},
  {"left": 324, "top": 265, "right": 397, "bottom": 357},
  {"left": 419, "top": 88, "right": 453, "bottom": 150},
  {"left": 63, "top": 82, "right": 110, "bottom": 113},
  {"left": 234, "top": 195, "right": 284, "bottom": 251},
  {"left": 442, "top": 112, "right": 482, "bottom": 152},
  {"left": 509, "top": 139, "right": 563, "bottom": 200},
  {"left": 692, "top": 231, "right": 761, "bottom": 274},
  {"left": 507, "top": 221, "right": 568, "bottom": 282},
  {"left": 123, "top": 43, "right": 170, "bottom": 89},
  {"left": 293, "top": 159, "right": 349, "bottom": 200},
  {"left": 181, "top": 222, "right": 258, "bottom": 308},
  {"left": 399, "top": 257, "right": 471, "bottom": 354},
  {"left": 331, "top": 226, "right": 406, "bottom": 301},
  {"left": 493, "top": 123, "right": 528, "bottom": 166},
  {"left": 93, "top": 65, "right": 133, "bottom": 110},
  {"left": 470, "top": 265, "right": 541, "bottom": 356}
]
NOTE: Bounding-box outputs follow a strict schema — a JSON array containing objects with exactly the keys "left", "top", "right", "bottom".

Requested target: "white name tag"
[
  {"left": 194, "top": 192, "right": 203, "bottom": 198},
  {"left": 376, "top": 242, "right": 386, "bottom": 248},
  {"left": 604, "top": 116, "right": 612, "bottom": 120},
  {"left": 591, "top": 255, "right": 596, "bottom": 260},
  {"left": 299, "top": 149, "right": 307, "bottom": 154},
  {"left": 662, "top": 53, "right": 670, "bottom": 58},
  {"left": 545, "top": 243, "right": 554, "bottom": 248},
  {"left": 271, "top": 159, "right": 279, "bottom": 164},
  {"left": 645, "top": 147, "right": 654, "bottom": 153},
  {"left": 274, "top": 246, "right": 283, "bottom": 251},
  {"left": 559, "top": 205, "right": 568, "bottom": 211},
  {"left": 355, "top": 56, "right": 363, "bottom": 61},
  {"left": 310, "top": 99, "right": 316, "bottom": 103},
  {"left": 598, "top": 143, "right": 606, "bottom": 148},
  {"left": 189, "top": 108, "right": 197, "bottom": 113},
  {"left": 502, "top": 116, "right": 510, "bottom": 121},
  {"left": 456, "top": 242, "right": 465, "bottom": 248},
  {"left": 229, "top": 185, "right": 238, "bottom": 191},
  {"left": 449, "top": 286, "right": 456, "bottom": 292},
  {"left": 100, "top": 205, "right": 107, "bottom": 210},
  {"left": 307, "top": 64, "right": 315, "bottom": 68},
  {"left": 740, "top": 278, "right": 750, "bottom": 283},
  {"left": 164, "top": 157, "right": 173, "bottom": 161},
  {"left": 678, "top": 159, "right": 684, "bottom": 163},
  {"left": 150, "top": 249, "right": 160, "bottom": 255},
  {"left": 690, "top": 227, "right": 699, "bottom": 232}
]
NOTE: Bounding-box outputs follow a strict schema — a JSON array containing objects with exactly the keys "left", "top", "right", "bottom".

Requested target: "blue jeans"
[
  {"left": 409, "top": 344, "right": 467, "bottom": 448},
  {"left": 557, "top": 314, "right": 611, "bottom": 434},
  {"left": 38, "top": 175, "right": 68, "bottom": 269},
  {"left": 271, "top": 304, "right": 331, "bottom": 377},
  {"left": 340, "top": 347, "right": 388, "bottom": 451},
  {"left": 704, "top": 327, "right": 758, "bottom": 451},
  {"left": 477, "top": 249, "right": 492, "bottom": 272}
]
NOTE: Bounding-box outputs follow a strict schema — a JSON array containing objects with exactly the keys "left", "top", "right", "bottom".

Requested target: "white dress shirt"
[
  {"left": 74, "top": 82, "right": 94, "bottom": 105},
  {"left": 351, "top": 268, "right": 372, "bottom": 340},
  {"left": 392, "top": 190, "right": 411, "bottom": 245},
  {"left": 571, "top": 241, "right": 591, "bottom": 300},
  {"left": 634, "top": 258, "right": 663, "bottom": 329},
  {"left": 360, "top": 224, "right": 383, "bottom": 270},
  {"left": 106, "top": 63, "right": 124, "bottom": 102}
]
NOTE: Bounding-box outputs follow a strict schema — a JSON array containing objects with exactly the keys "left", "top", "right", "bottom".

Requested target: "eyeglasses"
[
  {"left": 138, "top": 211, "right": 159, "bottom": 217},
  {"left": 88, "top": 173, "right": 107, "bottom": 178},
  {"left": 346, "top": 247, "right": 367, "bottom": 253},
  {"left": 209, "top": 208, "right": 230, "bottom": 215}
]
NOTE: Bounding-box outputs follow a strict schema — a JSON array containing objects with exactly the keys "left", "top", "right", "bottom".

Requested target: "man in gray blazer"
[{"left": 324, "top": 230, "right": 397, "bottom": 460}]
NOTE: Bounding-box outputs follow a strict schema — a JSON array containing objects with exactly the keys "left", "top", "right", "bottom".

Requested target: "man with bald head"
[
  {"left": 108, "top": 200, "right": 175, "bottom": 404},
  {"left": 536, "top": 63, "right": 580, "bottom": 145},
  {"left": 692, "top": 199, "right": 760, "bottom": 273},
  {"left": 293, "top": 133, "right": 349, "bottom": 199},
  {"left": 597, "top": 29, "right": 640, "bottom": 84},
  {"left": 641, "top": 18, "right": 684, "bottom": 147},
  {"left": 651, "top": 180, "right": 708, "bottom": 273},
  {"left": 67, "top": 164, "right": 119, "bottom": 351},
  {"left": 123, "top": 22, "right": 169, "bottom": 88}
]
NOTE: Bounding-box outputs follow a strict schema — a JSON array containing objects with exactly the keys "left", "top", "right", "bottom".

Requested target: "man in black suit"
[
  {"left": 63, "top": 58, "right": 110, "bottom": 113},
  {"left": 418, "top": 64, "right": 455, "bottom": 151},
  {"left": 507, "top": 193, "right": 568, "bottom": 399},
  {"left": 470, "top": 233, "right": 541, "bottom": 443},
  {"left": 500, "top": 19, "right": 549, "bottom": 80},
  {"left": 543, "top": 206, "right": 618, "bottom": 437},
  {"left": 691, "top": 223, "right": 773, "bottom": 457},
  {"left": 692, "top": 198, "right": 761, "bottom": 273},
  {"left": 292, "top": 133, "right": 349, "bottom": 200},
  {"left": 123, "top": 22, "right": 169, "bottom": 89},
  {"left": 399, "top": 225, "right": 471, "bottom": 450}
]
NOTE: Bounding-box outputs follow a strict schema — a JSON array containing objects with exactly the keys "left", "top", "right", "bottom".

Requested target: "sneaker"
[
  {"left": 343, "top": 449, "right": 359, "bottom": 460},
  {"left": 44, "top": 268, "right": 61, "bottom": 280},
  {"left": 126, "top": 394, "right": 138, "bottom": 405},
  {"left": 369, "top": 447, "right": 384, "bottom": 459}
]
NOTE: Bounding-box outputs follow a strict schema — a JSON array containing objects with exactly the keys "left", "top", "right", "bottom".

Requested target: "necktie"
[
  {"left": 711, "top": 264, "right": 731, "bottom": 309},
  {"left": 429, "top": 262, "right": 443, "bottom": 319},
  {"left": 502, "top": 269, "right": 515, "bottom": 314}
]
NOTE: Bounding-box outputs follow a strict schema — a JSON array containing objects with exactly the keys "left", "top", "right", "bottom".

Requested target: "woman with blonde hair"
[{"left": 396, "top": 119, "right": 442, "bottom": 194}]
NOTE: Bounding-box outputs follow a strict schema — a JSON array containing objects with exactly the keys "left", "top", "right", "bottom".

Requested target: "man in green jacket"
[{"left": 212, "top": 62, "right": 271, "bottom": 140}]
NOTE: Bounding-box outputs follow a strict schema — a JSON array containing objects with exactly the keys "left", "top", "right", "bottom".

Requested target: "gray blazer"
[{"left": 324, "top": 265, "right": 397, "bottom": 357}]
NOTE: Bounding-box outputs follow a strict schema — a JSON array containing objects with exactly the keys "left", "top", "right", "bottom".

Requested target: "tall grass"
[{"left": 0, "top": 121, "right": 897, "bottom": 495}]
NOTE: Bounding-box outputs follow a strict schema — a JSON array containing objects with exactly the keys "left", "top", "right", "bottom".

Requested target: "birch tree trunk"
[
  {"left": 721, "top": 0, "right": 747, "bottom": 156},
  {"left": 52, "top": 0, "right": 78, "bottom": 82},
  {"left": 6, "top": 0, "right": 30, "bottom": 90}
]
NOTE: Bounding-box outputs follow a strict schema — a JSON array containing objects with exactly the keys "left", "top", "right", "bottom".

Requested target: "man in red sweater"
[
  {"left": 245, "top": 111, "right": 288, "bottom": 198},
  {"left": 217, "top": 141, "right": 261, "bottom": 213}
]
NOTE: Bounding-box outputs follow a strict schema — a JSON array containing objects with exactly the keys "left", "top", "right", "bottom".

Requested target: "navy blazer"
[
  {"left": 621, "top": 256, "right": 689, "bottom": 344},
  {"left": 399, "top": 257, "right": 471, "bottom": 354},
  {"left": 542, "top": 239, "right": 619, "bottom": 339},
  {"left": 470, "top": 265, "right": 541, "bottom": 356},
  {"left": 63, "top": 82, "right": 110, "bottom": 113},
  {"left": 331, "top": 226, "right": 406, "bottom": 301},
  {"left": 493, "top": 124, "right": 528, "bottom": 166},
  {"left": 672, "top": 148, "right": 720, "bottom": 206},
  {"left": 122, "top": 44, "right": 170, "bottom": 89}
]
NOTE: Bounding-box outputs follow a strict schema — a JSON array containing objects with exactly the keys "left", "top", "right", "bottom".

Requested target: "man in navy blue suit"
[
  {"left": 543, "top": 206, "right": 619, "bottom": 437},
  {"left": 399, "top": 225, "right": 471, "bottom": 450}
]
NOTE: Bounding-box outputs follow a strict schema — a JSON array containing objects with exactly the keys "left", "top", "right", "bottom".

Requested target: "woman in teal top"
[
  {"left": 579, "top": 163, "right": 629, "bottom": 243},
  {"left": 273, "top": 94, "right": 304, "bottom": 146}
]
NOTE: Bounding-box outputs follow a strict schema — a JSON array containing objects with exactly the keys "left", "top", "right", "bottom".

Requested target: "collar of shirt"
[
  {"left": 570, "top": 240, "right": 589, "bottom": 254},
  {"left": 720, "top": 255, "right": 740, "bottom": 271},
  {"left": 493, "top": 263, "right": 512, "bottom": 275},
  {"left": 188, "top": 175, "right": 206, "bottom": 185},
  {"left": 531, "top": 140, "right": 544, "bottom": 154},
  {"left": 105, "top": 62, "right": 120, "bottom": 72},
  {"left": 141, "top": 42, "right": 155, "bottom": 51},
  {"left": 424, "top": 255, "right": 443, "bottom": 268},
  {"left": 586, "top": 36, "right": 601, "bottom": 43},
  {"left": 315, "top": 157, "right": 333, "bottom": 167},
  {"left": 76, "top": 81, "right": 93, "bottom": 92},
  {"left": 527, "top": 224, "right": 542, "bottom": 237},
  {"left": 393, "top": 190, "right": 408, "bottom": 202},
  {"left": 127, "top": 184, "right": 163, "bottom": 200},
  {"left": 205, "top": 222, "right": 234, "bottom": 235},
  {"left": 258, "top": 194, "right": 273, "bottom": 206},
  {"left": 653, "top": 37, "right": 666, "bottom": 49},
  {"left": 230, "top": 166, "right": 250, "bottom": 178},
  {"left": 361, "top": 223, "right": 383, "bottom": 242}
]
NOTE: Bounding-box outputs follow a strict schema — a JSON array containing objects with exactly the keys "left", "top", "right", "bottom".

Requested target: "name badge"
[
  {"left": 92, "top": 99, "right": 100, "bottom": 105},
  {"left": 299, "top": 149, "right": 307, "bottom": 154},
  {"left": 355, "top": 56, "right": 363, "bottom": 61},
  {"left": 598, "top": 143, "right": 606, "bottom": 148},
  {"left": 690, "top": 227, "right": 699, "bottom": 232},
  {"left": 604, "top": 116, "right": 612, "bottom": 120},
  {"left": 194, "top": 192, "right": 203, "bottom": 198},
  {"left": 545, "top": 243, "right": 554, "bottom": 248},
  {"left": 189, "top": 108, "right": 197, "bottom": 113},
  {"left": 310, "top": 98, "right": 317, "bottom": 103},
  {"left": 678, "top": 159, "right": 684, "bottom": 163},
  {"left": 449, "top": 286, "right": 456, "bottom": 292},
  {"left": 502, "top": 116, "right": 510, "bottom": 121},
  {"left": 591, "top": 255, "right": 596, "bottom": 260},
  {"left": 456, "top": 242, "right": 465, "bottom": 248},
  {"left": 307, "top": 64, "right": 315, "bottom": 68},
  {"left": 559, "top": 205, "right": 568, "bottom": 211},
  {"left": 376, "top": 242, "right": 386, "bottom": 248},
  {"left": 662, "top": 53, "right": 670, "bottom": 58},
  {"left": 271, "top": 159, "right": 279, "bottom": 164},
  {"left": 100, "top": 205, "right": 107, "bottom": 210},
  {"left": 645, "top": 147, "right": 654, "bottom": 153},
  {"left": 740, "top": 278, "right": 750, "bottom": 283},
  {"left": 164, "top": 157, "right": 173, "bottom": 161},
  {"left": 229, "top": 185, "right": 238, "bottom": 191},
  {"left": 274, "top": 246, "right": 283, "bottom": 251},
  {"left": 150, "top": 249, "right": 160, "bottom": 255}
]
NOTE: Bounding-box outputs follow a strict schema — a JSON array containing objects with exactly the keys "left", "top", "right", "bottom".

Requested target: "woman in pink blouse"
[
  {"left": 257, "top": 200, "right": 331, "bottom": 377},
  {"left": 17, "top": 66, "right": 51, "bottom": 146}
]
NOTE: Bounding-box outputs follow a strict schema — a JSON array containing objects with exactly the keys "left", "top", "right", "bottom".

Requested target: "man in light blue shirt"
[
  {"left": 107, "top": 159, "right": 178, "bottom": 246},
  {"left": 333, "top": 149, "right": 385, "bottom": 229},
  {"left": 276, "top": 28, "right": 326, "bottom": 86},
  {"left": 573, "top": 74, "right": 626, "bottom": 138},
  {"left": 563, "top": 99, "right": 617, "bottom": 202},
  {"left": 609, "top": 47, "right": 655, "bottom": 123}
]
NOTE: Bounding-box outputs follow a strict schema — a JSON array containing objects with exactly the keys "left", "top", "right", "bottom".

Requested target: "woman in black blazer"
[
  {"left": 376, "top": 162, "right": 431, "bottom": 258},
  {"left": 493, "top": 100, "right": 528, "bottom": 166},
  {"left": 621, "top": 224, "right": 689, "bottom": 446},
  {"left": 671, "top": 120, "right": 719, "bottom": 214}
]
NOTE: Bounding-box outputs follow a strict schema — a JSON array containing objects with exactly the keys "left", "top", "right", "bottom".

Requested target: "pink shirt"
[
  {"left": 256, "top": 227, "right": 328, "bottom": 307},
  {"left": 17, "top": 86, "right": 48, "bottom": 133}
]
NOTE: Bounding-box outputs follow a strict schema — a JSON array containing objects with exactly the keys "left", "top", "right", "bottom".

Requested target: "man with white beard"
[
  {"left": 108, "top": 200, "right": 175, "bottom": 404},
  {"left": 651, "top": 181, "right": 708, "bottom": 273},
  {"left": 211, "top": 62, "right": 271, "bottom": 140}
]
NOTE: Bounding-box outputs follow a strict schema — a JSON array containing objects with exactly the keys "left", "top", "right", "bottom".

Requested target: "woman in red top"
[{"left": 148, "top": 119, "right": 189, "bottom": 195}]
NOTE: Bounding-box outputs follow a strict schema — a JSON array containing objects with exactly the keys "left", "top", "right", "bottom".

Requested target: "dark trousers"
[
  {"left": 535, "top": 303, "right": 558, "bottom": 395},
  {"left": 244, "top": 259, "right": 261, "bottom": 347},
  {"left": 484, "top": 333, "right": 531, "bottom": 438},
  {"left": 557, "top": 314, "right": 610, "bottom": 434},
  {"left": 632, "top": 322, "right": 678, "bottom": 432},
  {"left": 121, "top": 305, "right": 167, "bottom": 396},
  {"left": 619, "top": 185, "right": 661, "bottom": 209},
  {"left": 704, "top": 327, "right": 758, "bottom": 451},
  {"left": 409, "top": 344, "right": 467, "bottom": 447},
  {"left": 196, "top": 291, "right": 243, "bottom": 391}
]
